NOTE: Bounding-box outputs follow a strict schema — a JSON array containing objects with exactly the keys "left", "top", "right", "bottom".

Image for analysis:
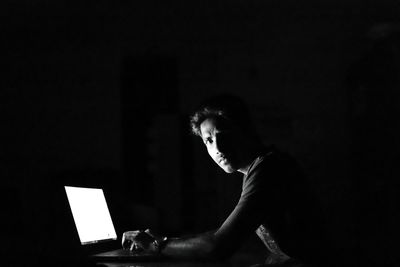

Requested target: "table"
[{"left": 97, "top": 262, "right": 230, "bottom": 267}]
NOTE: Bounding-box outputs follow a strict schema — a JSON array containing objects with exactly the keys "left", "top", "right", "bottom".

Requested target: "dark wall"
[{"left": 1, "top": 1, "right": 400, "bottom": 266}]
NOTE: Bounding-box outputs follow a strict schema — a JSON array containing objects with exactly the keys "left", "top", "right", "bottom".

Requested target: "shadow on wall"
[{"left": 345, "top": 24, "right": 400, "bottom": 266}]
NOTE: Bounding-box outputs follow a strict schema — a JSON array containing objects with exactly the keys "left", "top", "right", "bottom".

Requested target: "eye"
[{"left": 204, "top": 137, "right": 213, "bottom": 145}]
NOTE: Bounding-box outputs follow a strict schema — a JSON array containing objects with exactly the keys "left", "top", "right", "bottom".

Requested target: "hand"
[{"left": 121, "top": 229, "right": 160, "bottom": 253}]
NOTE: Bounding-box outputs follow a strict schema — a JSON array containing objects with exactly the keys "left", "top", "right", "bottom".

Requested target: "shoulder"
[
  {"left": 242, "top": 146, "right": 281, "bottom": 193},
  {"left": 243, "top": 146, "right": 305, "bottom": 191},
  {"left": 246, "top": 146, "right": 294, "bottom": 178}
]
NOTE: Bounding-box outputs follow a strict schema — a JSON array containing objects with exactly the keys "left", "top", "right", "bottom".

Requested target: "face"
[{"left": 200, "top": 118, "right": 243, "bottom": 173}]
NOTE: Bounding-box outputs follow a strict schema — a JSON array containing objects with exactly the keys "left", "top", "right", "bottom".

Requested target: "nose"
[
  {"left": 214, "top": 142, "right": 222, "bottom": 155},
  {"left": 214, "top": 135, "right": 227, "bottom": 155}
]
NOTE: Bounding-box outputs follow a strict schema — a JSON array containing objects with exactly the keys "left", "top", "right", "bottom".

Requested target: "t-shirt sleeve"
[{"left": 214, "top": 157, "right": 281, "bottom": 256}]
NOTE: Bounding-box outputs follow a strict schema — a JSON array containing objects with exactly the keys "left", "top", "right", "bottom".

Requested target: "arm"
[
  {"left": 162, "top": 230, "right": 218, "bottom": 260},
  {"left": 162, "top": 167, "right": 270, "bottom": 260},
  {"left": 160, "top": 198, "right": 264, "bottom": 260},
  {"left": 123, "top": 229, "right": 221, "bottom": 260},
  {"left": 125, "top": 166, "right": 272, "bottom": 260},
  {"left": 124, "top": 196, "right": 266, "bottom": 260}
]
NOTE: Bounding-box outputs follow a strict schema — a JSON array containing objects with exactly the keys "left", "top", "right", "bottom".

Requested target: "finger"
[
  {"left": 124, "top": 230, "right": 137, "bottom": 236},
  {"left": 144, "top": 229, "right": 155, "bottom": 238},
  {"left": 132, "top": 242, "right": 145, "bottom": 252},
  {"left": 122, "top": 238, "right": 132, "bottom": 250}
]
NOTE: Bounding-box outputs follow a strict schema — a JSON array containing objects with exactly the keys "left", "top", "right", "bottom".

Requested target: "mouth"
[{"left": 218, "top": 155, "right": 228, "bottom": 164}]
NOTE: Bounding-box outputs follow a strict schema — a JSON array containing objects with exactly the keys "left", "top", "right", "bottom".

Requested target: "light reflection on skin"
[
  {"left": 200, "top": 117, "right": 253, "bottom": 175},
  {"left": 200, "top": 118, "right": 238, "bottom": 173}
]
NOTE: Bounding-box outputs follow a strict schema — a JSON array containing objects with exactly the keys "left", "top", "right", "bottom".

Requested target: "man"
[{"left": 123, "top": 95, "right": 328, "bottom": 266}]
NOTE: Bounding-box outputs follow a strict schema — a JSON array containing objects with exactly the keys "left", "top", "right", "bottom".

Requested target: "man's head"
[{"left": 190, "top": 94, "right": 261, "bottom": 173}]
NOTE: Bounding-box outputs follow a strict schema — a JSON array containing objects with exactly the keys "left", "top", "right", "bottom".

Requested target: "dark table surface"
[
  {"left": 95, "top": 249, "right": 267, "bottom": 267},
  {"left": 96, "top": 262, "right": 230, "bottom": 267}
]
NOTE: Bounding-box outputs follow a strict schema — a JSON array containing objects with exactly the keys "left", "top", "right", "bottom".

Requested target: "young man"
[{"left": 123, "top": 95, "right": 328, "bottom": 266}]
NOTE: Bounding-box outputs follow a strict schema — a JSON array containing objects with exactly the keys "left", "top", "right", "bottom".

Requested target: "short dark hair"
[{"left": 189, "top": 94, "right": 258, "bottom": 139}]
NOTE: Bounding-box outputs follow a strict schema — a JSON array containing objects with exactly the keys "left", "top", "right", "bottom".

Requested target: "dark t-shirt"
[{"left": 215, "top": 146, "right": 328, "bottom": 264}]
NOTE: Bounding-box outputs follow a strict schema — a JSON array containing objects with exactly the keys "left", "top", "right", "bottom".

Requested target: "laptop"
[{"left": 64, "top": 185, "right": 164, "bottom": 262}]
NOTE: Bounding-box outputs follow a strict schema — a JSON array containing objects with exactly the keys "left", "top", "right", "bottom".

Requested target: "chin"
[{"left": 221, "top": 166, "right": 236, "bottom": 173}]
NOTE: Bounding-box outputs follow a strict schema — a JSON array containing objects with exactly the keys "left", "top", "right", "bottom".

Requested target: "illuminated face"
[{"left": 200, "top": 118, "right": 242, "bottom": 173}]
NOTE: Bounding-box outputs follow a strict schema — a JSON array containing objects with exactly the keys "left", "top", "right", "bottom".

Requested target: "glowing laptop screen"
[{"left": 65, "top": 186, "right": 117, "bottom": 245}]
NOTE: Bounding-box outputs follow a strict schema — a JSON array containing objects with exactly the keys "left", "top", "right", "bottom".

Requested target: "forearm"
[{"left": 161, "top": 231, "right": 219, "bottom": 260}]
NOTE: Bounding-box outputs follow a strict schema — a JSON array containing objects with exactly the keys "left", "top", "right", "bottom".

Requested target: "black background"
[{"left": 1, "top": 1, "right": 400, "bottom": 266}]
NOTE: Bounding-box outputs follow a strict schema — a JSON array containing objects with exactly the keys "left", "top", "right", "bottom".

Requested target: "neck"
[{"left": 238, "top": 162, "right": 253, "bottom": 175}]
